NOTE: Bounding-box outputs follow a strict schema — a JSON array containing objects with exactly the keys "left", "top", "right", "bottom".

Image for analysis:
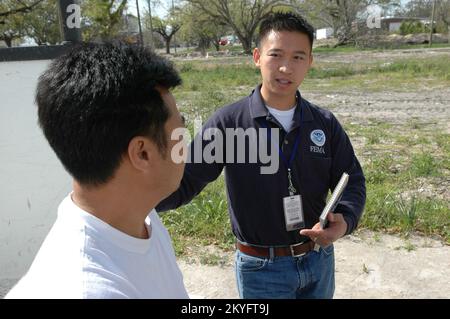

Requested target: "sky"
[{"left": 126, "top": 0, "right": 169, "bottom": 19}]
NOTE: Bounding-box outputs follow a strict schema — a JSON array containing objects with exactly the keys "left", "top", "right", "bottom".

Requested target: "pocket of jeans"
[
  {"left": 236, "top": 252, "right": 268, "bottom": 272},
  {"left": 321, "top": 244, "right": 334, "bottom": 257}
]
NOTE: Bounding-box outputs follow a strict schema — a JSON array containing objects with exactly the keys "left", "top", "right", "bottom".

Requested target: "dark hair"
[
  {"left": 257, "top": 12, "right": 315, "bottom": 50},
  {"left": 36, "top": 42, "right": 181, "bottom": 186}
]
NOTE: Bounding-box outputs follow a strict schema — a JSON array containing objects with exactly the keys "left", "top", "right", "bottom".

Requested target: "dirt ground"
[
  {"left": 306, "top": 90, "right": 450, "bottom": 127},
  {"left": 179, "top": 230, "right": 450, "bottom": 299},
  {"left": 316, "top": 47, "right": 450, "bottom": 64}
]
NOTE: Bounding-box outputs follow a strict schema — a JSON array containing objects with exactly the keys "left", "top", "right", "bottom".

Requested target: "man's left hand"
[{"left": 299, "top": 212, "right": 347, "bottom": 247}]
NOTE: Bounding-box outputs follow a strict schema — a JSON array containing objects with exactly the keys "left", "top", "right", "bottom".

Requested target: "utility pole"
[
  {"left": 57, "top": 0, "right": 81, "bottom": 44},
  {"left": 172, "top": 0, "right": 177, "bottom": 54},
  {"left": 147, "top": 0, "right": 154, "bottom": 49},
  {"left": 136, "top": 0, "right": 144, "bottom": 46},
  {"left": 429, "top": 0, "right": 436, "bottom": 47}
]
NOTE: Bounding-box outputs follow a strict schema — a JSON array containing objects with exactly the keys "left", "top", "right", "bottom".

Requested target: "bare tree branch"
[
  {"left": 187, "top": 0, "right": 288, "bottom": 54},
  {"left": 0, "top": 0, "right": 44, "bottom": 18}
]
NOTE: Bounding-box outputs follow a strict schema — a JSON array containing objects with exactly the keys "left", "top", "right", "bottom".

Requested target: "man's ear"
[
  {"left": 128, "top": 136, "right": 155, "bottom": 171},
  {"left": 253, "top": 47, "right": 261, "bottom": 67},
  {"left": 309, "top": 53, "right": 314, "bottom": 67}
]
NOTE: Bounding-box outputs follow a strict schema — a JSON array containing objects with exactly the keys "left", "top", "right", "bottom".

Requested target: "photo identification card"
[{"left": 283, "top": 195, "right": 305, "bottom": 231}]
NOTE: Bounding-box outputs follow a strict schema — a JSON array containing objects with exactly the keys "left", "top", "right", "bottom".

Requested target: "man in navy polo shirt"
[{"left": 157, "top": 12, "right": 366, "bottom": 299}]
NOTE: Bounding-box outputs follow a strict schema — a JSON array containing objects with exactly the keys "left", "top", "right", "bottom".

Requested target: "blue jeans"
[{"left": 234, "top": 244, "right": 335, "bottom": 299}]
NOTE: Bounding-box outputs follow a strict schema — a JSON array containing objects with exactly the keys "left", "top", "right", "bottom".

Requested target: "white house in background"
[
  {"left": 122, "top": 13, "right": 140, "bottom": 35},
  {"left": 381, "top": 17, "right": 430, "bottom": 33},
  {"left": 316, "top": 28, "right": 334, "bottom": 40}
]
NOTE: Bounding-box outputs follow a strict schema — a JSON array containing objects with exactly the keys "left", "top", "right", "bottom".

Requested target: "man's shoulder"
[{"left": 208, "top": 95, "right": 250, "bottom": 123}]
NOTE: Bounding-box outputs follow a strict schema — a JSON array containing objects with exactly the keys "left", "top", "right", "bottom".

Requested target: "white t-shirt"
[
  {"left": 6, "top": 194, "right": 189, "bottom": 299},
  {"left": 266, "top": 105, "right": 296, "bottom": 132}
]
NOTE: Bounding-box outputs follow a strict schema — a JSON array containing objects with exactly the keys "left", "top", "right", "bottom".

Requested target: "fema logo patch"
[{"left": 310, "top": 130, "right": 326, "bottom": 147}]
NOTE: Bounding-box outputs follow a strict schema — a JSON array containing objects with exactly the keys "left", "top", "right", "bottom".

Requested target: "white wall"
[
  {"left": 0, "top": 60, "right": 72, "bottom": 294},
  {"left": 316, "top": 28, "right": 334, "bottom": 40},
  {"left": 389, "top": 22, "right": 402, "bottom": 32}
]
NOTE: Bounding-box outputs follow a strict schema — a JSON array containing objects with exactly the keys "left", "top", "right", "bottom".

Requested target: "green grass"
[
  {"left": 347, "top": 122, "right": 449, "bottom": 243},
  {"left": 193, "top": 43, "right": 450, "bottom": 56},
  {"left": 178, "top": 56, "right": 450, "bottom": 82},
  {"left": 410, "top": 153, "right": 439, "bottom": 177},
  {"left": 160, "top": 177, "right": 235, "bottom": 255},
  {"left": 313, "top": 45, "right": 364, "bottom": 54},
  {"left": 177, "top": 63, "right": 259, "bottom": 91},
  {"left": 364, "top": 156, "right": 395, "bottom": 184},
  {"left": 308, "top": 57, "right": 450, "bottom": 81},
  {"left": 313, "top": 43, "right": 450, "bottom": 54},
  {"left": 436, "top": 134, "right": 450, "bottom": 154},
  {"left": 383, "top": 43, "right": 450, "bottom": 50},
  {"left": 175, "top": 55, "right": 450, "bottom": 97},
  {"left": 362, "top": 186, "right": 449, "bottom": 241}
]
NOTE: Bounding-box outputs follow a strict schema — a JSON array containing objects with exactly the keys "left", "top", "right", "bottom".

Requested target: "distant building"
[
  {"left": 316, "top": 28, "right": 334, "bottom": 40},
  {"left": 122, "top": 13, "right": 140, "bottom": 35},
  {"left": 117, "top": 13, "right": 140, "bottom": 43},
  {"left": 119, "top": 13, "right": 163, "bottom": 48},
  {"left": 381, "top": 17, "right": 430, "bottom": 33}
]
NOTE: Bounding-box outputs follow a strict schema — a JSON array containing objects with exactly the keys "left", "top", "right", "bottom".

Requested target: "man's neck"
[{"left": 72, "top": 180, "right": 156, "bottom": 239}]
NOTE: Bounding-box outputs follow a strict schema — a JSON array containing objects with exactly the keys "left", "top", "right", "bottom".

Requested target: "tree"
[
  {"left": 400, "top": 0, "right": 450, "bottom": 33},
  {"left": 292, "top": 0, "right": 364, "bottom": 45},
  {"left": 23, "top": 0, "right": 61, "bottom": 45},
  {"left": 0, "top": 13, "right": 26, "bottom": 47},
  {"left": 82, "top": 0, "right": 128, "bottom": 41},
  {"left": 178, "top": 2, "right": 229, "bottom": 55},
  {"left": 141, "top": 0, "right": 167, "bottom": 48},
  {"left": 406, "top": 0, "right": 450, "bottom": 33},
  {"left": 187, "top": 0, "right": 288, "bottom": 54},
  {"left": 0, "top": 0, "right": 46, "bottom": 46},
  {"left": 399, "top": 20, "right": 429, "bottom": 35},
  {"left": 0, "top": 0, "right": 44, "bottom": 24},
  {"left": 436, "top": 0, "right": 450, "bottom": 33},
  {"left": 152, "top": 16, "right": 181, "bottom": 54},
  {"left": 293, "top": 0, "right": 400, "bottom": 46},
  {"left": 402, "top": 0, "right": 433, "bottom": 18}
]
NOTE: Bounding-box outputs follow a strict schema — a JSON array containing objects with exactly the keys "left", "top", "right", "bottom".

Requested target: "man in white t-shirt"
[{"left": 6, "top": 42, "right": 189, "bottom": 299}]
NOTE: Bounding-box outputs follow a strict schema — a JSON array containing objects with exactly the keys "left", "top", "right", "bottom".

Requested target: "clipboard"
[{"left": 319, "top": 172, "right": 349, "bottom": 229}]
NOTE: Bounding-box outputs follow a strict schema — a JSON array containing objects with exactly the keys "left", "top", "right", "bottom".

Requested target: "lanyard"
[{"left": 259, "top": 113, "right": 301, "bottom": 196}]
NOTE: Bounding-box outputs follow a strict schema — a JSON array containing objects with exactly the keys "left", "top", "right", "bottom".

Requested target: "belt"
[{"left": 236, "top": 241, "right": 316, "bottom": 258}]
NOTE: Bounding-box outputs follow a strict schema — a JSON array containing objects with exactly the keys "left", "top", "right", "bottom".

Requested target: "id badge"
[{"left": 283, "top": 195, "right": 305, "bottom": 231}]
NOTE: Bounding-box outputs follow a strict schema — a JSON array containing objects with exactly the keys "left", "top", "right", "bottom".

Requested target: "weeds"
[
  {"left": 160, "top": 177, "right": 235, "bottom": 255},
  {"left": 410, "top": 153, "right": 439, "bottom": 177}
]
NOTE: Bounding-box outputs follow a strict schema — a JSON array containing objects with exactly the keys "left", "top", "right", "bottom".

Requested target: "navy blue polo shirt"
[{"left": 157, "top": 85, "right": 366, "bottom": 246}]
